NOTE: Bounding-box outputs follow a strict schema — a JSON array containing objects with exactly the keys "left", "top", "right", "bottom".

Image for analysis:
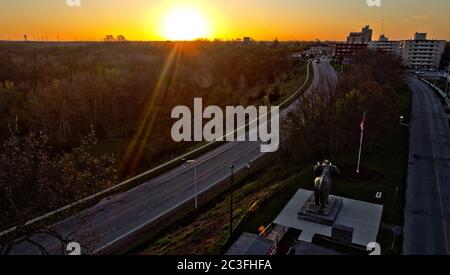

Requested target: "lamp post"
[
  {"left": 229, "top": 165, "right": 235, "bottom": 238},
  {"left": 445, "top": 64, "right": 450, "bottom": 95},
  {"left": 246, "top": 161, "right": 251, "bottom": 179},
  {"left": 182, "top": 159, "right": 198, "bottom": 209}
]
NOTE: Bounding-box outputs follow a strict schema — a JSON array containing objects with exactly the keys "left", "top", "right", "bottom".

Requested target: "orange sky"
[{"left": 0, "top": 0, "right": 449, "bottom": 41}]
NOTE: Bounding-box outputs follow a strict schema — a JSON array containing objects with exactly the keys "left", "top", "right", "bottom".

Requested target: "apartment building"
[{"left": 402, "top": 33, "right": 445, "bottom": 69}]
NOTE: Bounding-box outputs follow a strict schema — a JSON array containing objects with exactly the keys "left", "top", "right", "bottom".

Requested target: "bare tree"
[{"left": 0, "top": 128, "right": 116, "bottom": 255}]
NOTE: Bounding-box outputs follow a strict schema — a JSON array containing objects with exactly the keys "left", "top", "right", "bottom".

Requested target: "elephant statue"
[{"left": 313, "top": 160, "right": 340, "bottom": 212}]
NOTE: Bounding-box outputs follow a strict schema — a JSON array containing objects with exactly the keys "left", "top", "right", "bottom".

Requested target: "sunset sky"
[{"left": 0, "top": 0, "right": 449, "bottom": 41}]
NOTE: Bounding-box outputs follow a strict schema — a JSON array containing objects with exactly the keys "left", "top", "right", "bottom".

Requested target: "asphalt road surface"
[
  {"left": 8, "top": 58, "right": 337, "bottom": 255},
  {"left": 403, "top": 76, "right": 450, "bottom": 255}
]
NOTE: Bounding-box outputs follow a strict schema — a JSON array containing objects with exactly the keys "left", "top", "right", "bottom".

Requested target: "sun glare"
[{"left": 163, "top": 7, "right": 209, "bottom": 41}]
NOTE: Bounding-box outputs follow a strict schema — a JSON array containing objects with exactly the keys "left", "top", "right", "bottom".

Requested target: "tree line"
[
  {"left": 0, "top": 41, "right": 304, "bottom": 232},
  {"left": 281, "top": 50, "right": 405, "bottom": 166}
]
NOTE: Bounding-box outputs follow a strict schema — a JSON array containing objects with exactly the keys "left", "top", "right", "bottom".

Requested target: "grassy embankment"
[
  {"left": 424, "top": 76, "right": 448, "bottom": 92},
  {"left": 135, "top": 79, "right": 411, "bottom": 255}
]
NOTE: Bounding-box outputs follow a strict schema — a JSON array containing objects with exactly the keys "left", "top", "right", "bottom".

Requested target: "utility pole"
[{"left": 229, "top": 165, "right": 235, "bottom": 238}]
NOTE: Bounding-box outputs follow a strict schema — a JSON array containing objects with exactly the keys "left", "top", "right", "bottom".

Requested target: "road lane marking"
[
  {"left": 138, "top": 208, "right": 156, "bottom": 217},
  {"left": 99, "top": 227, "right": 117, "bottom": 238}
]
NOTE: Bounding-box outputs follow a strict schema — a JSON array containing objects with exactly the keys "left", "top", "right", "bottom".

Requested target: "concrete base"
[
  {"left": 273, "top": 189, "right": 383, "bottom": 247},
  {"left": 298, "top": 194, "right": 343, "bottom": 226}
]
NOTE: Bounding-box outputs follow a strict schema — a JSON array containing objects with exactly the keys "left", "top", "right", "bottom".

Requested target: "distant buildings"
[
  {"left": 402, "top": 32, "right": 445, "bottom": 69},
  {"left": 104, "top": 35, "right": 127, "bottom": 42},
  {"left": 304, "top": 46, "right": 330, "bottom": 57},
  {"left": 368, "top": 35, "right": 402, "bottom": 55},
  {"left": 368, "top": 32, "right": 445, "bottom": 69},
  {"left": 347, "top": 25, "right": 373, "bottom": 44},
  {"left": 243, "top": 37, "right": 254, "bottom": 45},
  {"left": 331, "top": 26, "right": 446, "bottom": 69},
  {"left": 330, "top": 25, "right": 373, "bottom": 60}
]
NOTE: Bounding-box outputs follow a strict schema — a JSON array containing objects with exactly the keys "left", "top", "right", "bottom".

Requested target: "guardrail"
[
  {"left": 0, "top": 61, "right": 312, "bottom": 242},
  {"left": 420, "top": 78, "right": 447, "bottom": 98},
  {"left": 418, "top": 77, "right": 450, "bottom": 108}
]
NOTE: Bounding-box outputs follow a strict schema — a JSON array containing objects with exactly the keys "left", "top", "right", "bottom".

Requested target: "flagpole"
[{"left": 356, "top": 113, "right": 366, "bottom": 174}]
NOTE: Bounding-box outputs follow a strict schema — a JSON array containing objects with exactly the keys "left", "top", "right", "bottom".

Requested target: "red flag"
[{"left": 360, "top": 113, "right": 366, "bottom": 131}]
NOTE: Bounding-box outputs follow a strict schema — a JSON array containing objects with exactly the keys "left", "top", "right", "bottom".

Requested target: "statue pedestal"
[{"left": 298, "top": 194, "right": 343, "bottom": 226}]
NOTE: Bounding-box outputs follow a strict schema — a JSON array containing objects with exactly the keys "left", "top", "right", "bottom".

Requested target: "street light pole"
[
  {"left": 182, "top": 159, "right": 198, "bottom": 209},
  {"left": 445, "top": 64, "right": 450, "bottom": 95},
  {"left": 246, "top": 161, "right": 251, "bottom": 179},
  {"left": 229, "top": 165, "right": 235, "bottom": 238},
  {"left": 194, "top": 164, "right": 197, "bottom": 209}
]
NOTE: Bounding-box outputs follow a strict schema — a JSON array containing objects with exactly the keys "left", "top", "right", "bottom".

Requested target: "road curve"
[
  {"left": 403, "top": 76, "right": 450, "bottom": 255},
  {"left": 9, "top": 58, "right": 337, "bottom": 255}
]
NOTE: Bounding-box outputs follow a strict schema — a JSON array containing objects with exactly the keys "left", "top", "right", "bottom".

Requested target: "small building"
[{"left": 226, "top": 233, "right": 275, "bottom": 255}]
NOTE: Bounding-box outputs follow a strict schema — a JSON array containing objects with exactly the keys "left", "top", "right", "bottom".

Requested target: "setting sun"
[{"left": 163, "top": 7, "right": 209, "bottom": 41}]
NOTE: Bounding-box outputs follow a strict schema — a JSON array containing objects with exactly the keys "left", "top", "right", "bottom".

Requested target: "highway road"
[
  {"left": 403, "top": 76, "right": 450, "bottom": 255},
  {"left": 9, "top": 57, "right": 337, "bottom": 255}
]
